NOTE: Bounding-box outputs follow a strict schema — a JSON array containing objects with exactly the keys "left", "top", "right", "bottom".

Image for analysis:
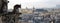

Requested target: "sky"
[{"left": 8, "top": 0, "right": 60, "bottom": 9}]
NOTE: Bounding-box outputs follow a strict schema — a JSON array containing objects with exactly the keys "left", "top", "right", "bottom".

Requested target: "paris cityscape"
[{"left": 0, "top": 0, "right": 60, "bottom": 23}]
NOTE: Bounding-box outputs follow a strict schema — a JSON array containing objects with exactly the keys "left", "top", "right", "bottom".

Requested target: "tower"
[
  {"left": 26, "top": 7, "right": 28, "bottom": 9},
  {"left": 33, "top": 6, "right": 35, "bottom": 13}
]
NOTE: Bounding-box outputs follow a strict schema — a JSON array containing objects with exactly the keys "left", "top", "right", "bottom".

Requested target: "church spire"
[{"left": 26, "top": 7, "right": 28, "bottom": 9}]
